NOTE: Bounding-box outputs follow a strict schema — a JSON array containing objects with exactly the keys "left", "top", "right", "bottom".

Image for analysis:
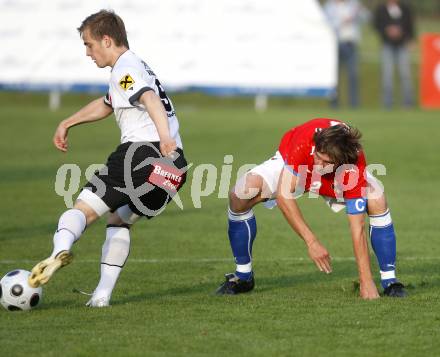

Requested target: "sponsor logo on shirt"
[{"left": 119, "top": 74, "right": 135, "bottom": 91}]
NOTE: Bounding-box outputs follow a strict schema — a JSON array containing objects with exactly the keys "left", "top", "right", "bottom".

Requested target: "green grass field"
[{"left": 0, "top": 94, "right": 439, "bottom": 356}]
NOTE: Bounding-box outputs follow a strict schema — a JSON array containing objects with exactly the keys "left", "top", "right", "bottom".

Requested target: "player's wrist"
[
  {"left": 60, "top": 119, "right": 72, "bottom": 130},
  {"left": 358, "top": 273, "right": 374, "bottom": 284},
  {"left": 305, "top": 237, "right": 318, "bottom": 248},
  {"left": 160, "top": 134, "right": 173, "bottom": 143}
]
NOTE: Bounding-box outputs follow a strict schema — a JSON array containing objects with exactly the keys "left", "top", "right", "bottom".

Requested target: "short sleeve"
[
  {"left": 279, "top": 129, "right": 311, "bottom": 176},
  {"left": 113, "top": 66, "right": 155, "bottom": 106},
  {"left": 285, "top": 146, "right": 309, "bottom": 176}
]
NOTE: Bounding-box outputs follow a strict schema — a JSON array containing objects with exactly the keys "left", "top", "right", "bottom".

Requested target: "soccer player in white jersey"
[{"left": 28, "top": 10, "right": 188, "bottom": 307}]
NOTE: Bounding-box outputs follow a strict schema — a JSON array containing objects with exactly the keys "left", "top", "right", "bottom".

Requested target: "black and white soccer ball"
[{"left": 0, "top": 269, "right": 43, "bottom": 311}]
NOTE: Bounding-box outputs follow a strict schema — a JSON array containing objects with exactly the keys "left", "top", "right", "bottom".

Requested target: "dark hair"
[
  {"left": 78, "top": 10, "right": 129, "bottom": 49},
  {"left": 313, "top": 124, "right": 362, "bottom": 165}
]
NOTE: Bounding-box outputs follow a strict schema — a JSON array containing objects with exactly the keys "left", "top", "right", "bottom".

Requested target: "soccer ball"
[{"left": 0, "top": 269, "right": 43, "bottom": 311}]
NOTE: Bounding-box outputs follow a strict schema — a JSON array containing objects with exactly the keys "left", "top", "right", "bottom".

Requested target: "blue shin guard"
[
  {"left": 369, "top": 209, "right": 397, "bottom": 289},
  {"left": 228, "top": 208, "right": 257, "bottom": 281}
]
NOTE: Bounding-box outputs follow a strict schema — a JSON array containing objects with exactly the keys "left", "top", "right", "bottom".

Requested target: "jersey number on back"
[{"left": 155, "top": 79, "right": 173, "bottom": 113}]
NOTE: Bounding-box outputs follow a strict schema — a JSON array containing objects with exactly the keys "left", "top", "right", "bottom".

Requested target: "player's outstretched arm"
[
  {"left": 276, "top": 168, "right": 332, "bottom": 274},
  {"left": 347, "top": 213, "right": 380, "bottom": 300},
  {"left": 139, "top": 90, "right": 176, "bottom": 157},
  {"left": 53, "top": 97, "right": 113, "bottom": 152}
]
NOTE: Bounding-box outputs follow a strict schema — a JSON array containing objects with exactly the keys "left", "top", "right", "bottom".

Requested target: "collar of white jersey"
[{"left": 111, "top": 49, "right": 131, "bottom": 71}]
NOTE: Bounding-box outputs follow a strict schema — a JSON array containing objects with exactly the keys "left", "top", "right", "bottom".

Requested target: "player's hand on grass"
[
  {"left": 160, "top": 136, "right": 177, "bottom": 158},
  {"left": 53, "top": 121, "right": 69, "bottom": 152},
  {"left": 359, "top": 280, "right": 380, "bottom": 300},
  {"left": 307, "top": 240, "right": 332, "bottom": 274}
]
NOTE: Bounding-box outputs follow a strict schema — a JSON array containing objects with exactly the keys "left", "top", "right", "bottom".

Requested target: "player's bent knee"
[
  {"left": 229, "top": 191, "right": 258, "bottom": 213},
  {"left": 107, "top": 212, "right": 126, "bottom": 227},
  {"left": 229, "top": 190, "right": 250, "bottom": 212},
  {"left": 366, "top": 173, "right": 386, "bottom": 201},
  {"left": 72, "top": 201, "right": 100, "bottom": 226},
  {"left": 230, "top": 174, "right": 266, "bottom": 213},
  {"left": 367, "top": 191, "right": 388, "bottom": 215},
  {"left": 115, "top": 205, "right": 140, "bottom": 225},
  {"left": 232, "top": 174, "right": 263, "bottom": 201},
  {"left": 76, "top": 188, "right": 110, "bottom": 222}
]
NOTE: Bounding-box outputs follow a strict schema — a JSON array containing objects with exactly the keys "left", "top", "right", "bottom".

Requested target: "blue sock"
[
  {"left": 228, "top": 208, "right": 257, "bottom": 281},
  {"left": 369, "top": 210, "right": 397, "bottom": 289}
]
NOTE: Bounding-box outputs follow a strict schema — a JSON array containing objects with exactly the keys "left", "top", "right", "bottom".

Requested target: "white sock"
[
  {"left": 93, "top": 226, "right": 130, "bottom": 300},
  {"left": 51, "top": 209, "right": 87, "bottom": 257},
  {"left": 93, "top": 264, "right": 122, "bottom": 300},
  {"left": 51, "top": 230, "right": 75, "bottom": 258}
]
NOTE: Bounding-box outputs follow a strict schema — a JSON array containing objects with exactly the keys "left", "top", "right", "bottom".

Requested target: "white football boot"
[
  {"left": 28, "top": 250, "right": 73, "bottom": 288},
  {"left": 86, "top": 295, "right": 110, "bottom": 308}
]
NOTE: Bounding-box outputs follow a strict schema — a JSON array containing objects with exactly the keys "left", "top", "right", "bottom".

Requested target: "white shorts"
[
  {"left": 247, "top": 151, "right": 374, "bottom": 213},
  {"left": 247, "top": 151, "right": 284, "bottom": 198}
]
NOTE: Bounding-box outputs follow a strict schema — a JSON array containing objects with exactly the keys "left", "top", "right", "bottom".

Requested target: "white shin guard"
[
  {"left": 51, "top": 209, "right": 87, "bottom": 257},
  {"left": 57, "top": 209, "right": 87, "bottom": 241},
  {"left": 93, "top": 226, "right": 131, "bottom": 301},
  {"left": 101, "top": 226, "right": 130, "bottom": 267}
]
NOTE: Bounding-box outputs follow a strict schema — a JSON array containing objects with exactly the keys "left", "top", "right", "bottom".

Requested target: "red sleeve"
[{"left": 278, "top": 129, "right": 310, "bottom": 175}]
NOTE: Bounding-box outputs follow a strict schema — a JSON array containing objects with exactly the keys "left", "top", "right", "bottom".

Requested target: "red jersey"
[{"left": 278, "top": 118, "right": 367, "bottom": 200}]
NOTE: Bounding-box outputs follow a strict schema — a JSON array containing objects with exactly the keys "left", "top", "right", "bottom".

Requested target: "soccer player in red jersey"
[{"left": 216, "top": 118, "right": 405, "bottom": 299}]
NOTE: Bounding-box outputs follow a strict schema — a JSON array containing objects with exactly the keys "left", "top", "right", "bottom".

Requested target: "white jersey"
[{"left": 104, "top": 50, "right": 182, "bottom": 148}]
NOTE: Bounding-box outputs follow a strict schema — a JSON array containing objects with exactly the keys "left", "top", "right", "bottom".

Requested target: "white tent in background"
[{"left": 0, "top": 0, "right": 336, "bottom": 109}]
